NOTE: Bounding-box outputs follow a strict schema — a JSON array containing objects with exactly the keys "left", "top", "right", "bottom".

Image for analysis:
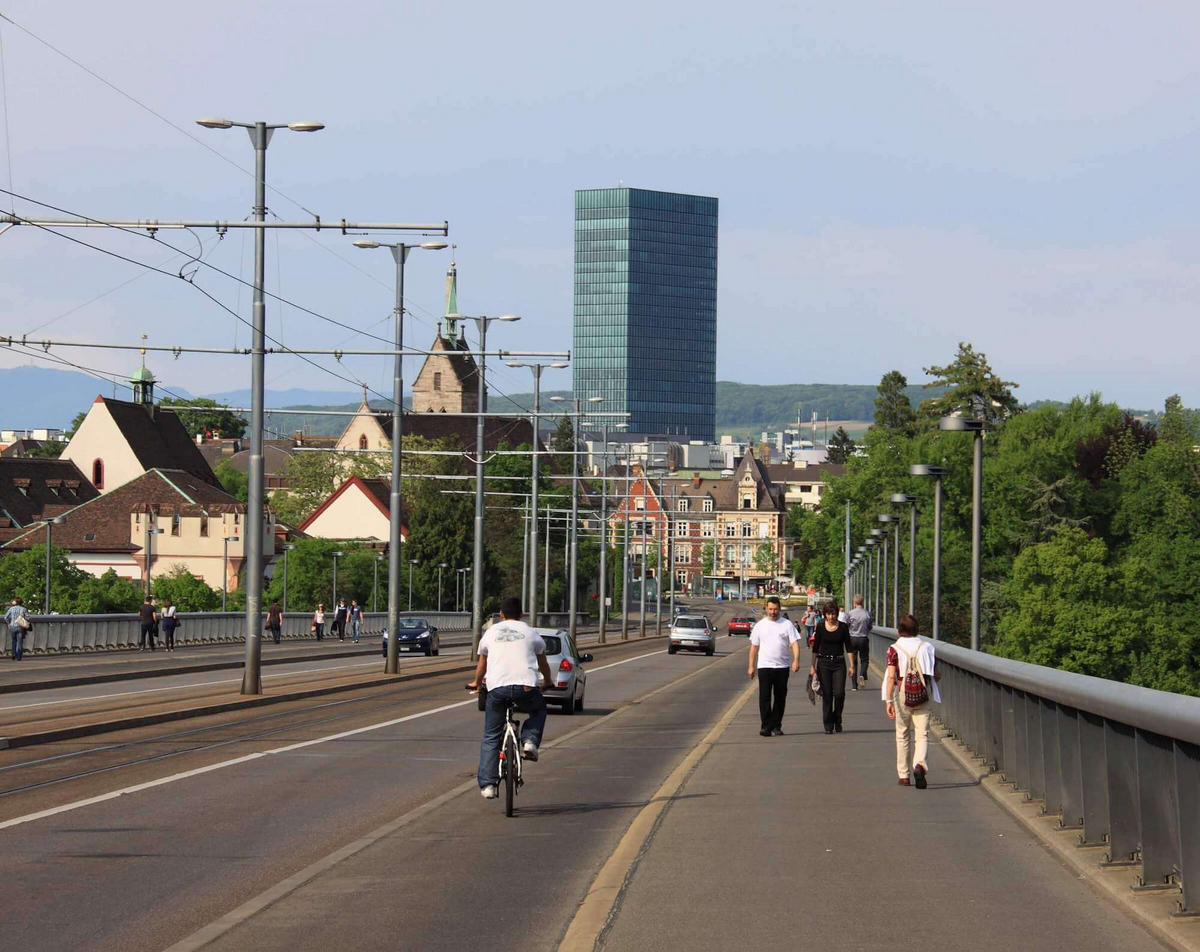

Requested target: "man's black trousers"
[
  {"left": 757, "top": 667, "right": 790, "bottom": 731},
  {"left": 849, "top": 636, "right": 869, "bottom": 686}
]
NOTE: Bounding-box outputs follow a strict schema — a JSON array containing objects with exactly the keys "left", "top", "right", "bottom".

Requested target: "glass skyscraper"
[{"left": 573, "top": 187, "right": 717, "bottom": 441}]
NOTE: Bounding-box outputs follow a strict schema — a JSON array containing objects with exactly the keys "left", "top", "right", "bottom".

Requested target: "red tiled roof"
[{"left": 0, "top": 458, "right": 99, "bottom": 531}]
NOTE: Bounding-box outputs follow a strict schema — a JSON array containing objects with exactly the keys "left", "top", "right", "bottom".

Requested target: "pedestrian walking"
[
  {"left": 747, "top": 595, "right": 801, "bottom": 736},
  {"left": 312, "top": 603, "right": 326, "bottom": 640},
  {"left": 266, "top": 601, "right": 283, "bottom": 645},
  {"left": 161, "top": 598, "right": 179, "bottom": 652},
  {"left": 801, "top": 604, "right": 818, "bottom": 647},
  {"left": 845, "top": 594, "right": 873, "bottom": 690},
  {"left": 809, "top": 600, "right": 855, "bottom": 734},
  {"left": 138, "top": 596, "right": 159, "bottom": 651},
  {"left": 5, "top": 597, "right": 31, "bottom": 661},
  {"left": 884, "top": 614, "right": 941, "bottom": 788},
  {"left": 349, "top": 599, "right": 363, "bottom": 643},
  {"left": 334, "top": 598, "right": 348, "bottom": 641}
]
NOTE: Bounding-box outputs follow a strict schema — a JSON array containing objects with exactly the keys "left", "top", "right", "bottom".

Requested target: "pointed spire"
[{"left": 443, "top": 245, "right": 459, "bottom": 343}]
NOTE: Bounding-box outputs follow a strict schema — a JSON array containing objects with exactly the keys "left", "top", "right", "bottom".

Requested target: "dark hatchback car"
[{"left": 381, "top": 617, "right": 440, "bottom": 657}]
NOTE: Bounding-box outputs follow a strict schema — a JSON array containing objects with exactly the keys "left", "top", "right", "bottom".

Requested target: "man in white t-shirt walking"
[
  {"left": 747, "top": 596, "right": 801, "bottom": 737},
  {"left": 467, "top": 596, "right": 555, "bottom": 800}
]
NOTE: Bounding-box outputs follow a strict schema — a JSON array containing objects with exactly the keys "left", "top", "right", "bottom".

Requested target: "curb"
[{"left": 0, "top": 635, "right": 669, "bottom": 751}]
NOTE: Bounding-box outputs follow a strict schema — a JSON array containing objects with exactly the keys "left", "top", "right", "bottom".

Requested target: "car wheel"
[
  {"left": 668, "top": 645, "right": 677, "bottom": 655},
  {"left": 560, "top": 696, "right": 575, "bottom": 716},
  {"left": 575, "top": 687, "right": 584, "bottom": 712},
  {"left": 706, "top": 645, "right": 715, "bottom": 656},
  {"left": 432, "top": 640, "right": 440, "bottom": 656},
  {"left": 424, "top": 645, "right": 433, "bottom": 657}
]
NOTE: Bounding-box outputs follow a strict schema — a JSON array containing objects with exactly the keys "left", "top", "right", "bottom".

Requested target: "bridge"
[{"left": 0, "top": 600, "right": 1192, "bottom": 951}]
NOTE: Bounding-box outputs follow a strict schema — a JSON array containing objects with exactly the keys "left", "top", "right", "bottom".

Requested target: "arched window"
[
  {"left": 358, "top": 434, "right": 368, "bottom": 451},
  {"left": 92, "top": 459, "right": 104, "bottom": 489}
]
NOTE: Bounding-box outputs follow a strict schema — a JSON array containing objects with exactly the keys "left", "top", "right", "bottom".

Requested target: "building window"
[
  {"left": 741, "top": 521, "right": 752, "bottom": 538},
  {"left": 358, "top": 434, "right": 369, "bottom": 451},
  {"left": 634, "top": 498, "right": 645, "bottom": 511},
  {"left": 433, "top": 372, "right": 442, "bottom": 391},
  {"left": 234, "top": 512, "right": 240, "bottom": 525},
  {"left": 741, "top": 495, "right": 752, "bottom": 509},
  {"left": 674, "top": 521, "right": 687, "bottom": 537},
  {"left": 702, "top": 498, "right": 713, "bottom": 513},
  {"left": 723, "top": 544, "right": 736, "bottom": 562},
  {"left": 677, "top": 570, "right": 689, "bottom": 587},
  {"left": 171, "top": 514, "right": 180, "bottom": 537},
  {"left": 759, "top": 522, "right": 769, "bottom": 538},
  {"left": 92, "top": 459, "right": 104, "bottom": 489},
  {"left": 676, "top": 544, "right": 691, "bottom": 564},
  {"left": 724, "top": 522, "right": 736, "bottom": 537},
  {"left": 701, "top": 522, "right": 714, "bottom": 538},
  {"left": 200, "top": 514, "right": 209, "bottom": 537},
  {"left": 677, "top": 499, "right": 689, "bottom": 512},
  {"left": 741, "top": 544, "right": 753, "bottom": 561}
]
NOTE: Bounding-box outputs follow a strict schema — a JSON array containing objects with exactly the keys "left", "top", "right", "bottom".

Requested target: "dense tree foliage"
[
  {"left": 826, "top": 427, "right": 856, "bottom": 463},
  {"left": 213, "top": 460, "right": 248, "bottom": 502},
  {"left": 873, "top": 371, "right": 917, "bottom": 438},
  {"left": 786, "top": 342, "right": 1200, "bottom": 694},
  {"left": 158, "top": 397, "right": 247, "bottom": 440}
]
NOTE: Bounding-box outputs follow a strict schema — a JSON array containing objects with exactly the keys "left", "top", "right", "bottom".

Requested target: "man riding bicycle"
[{"left": 467, "top": 597, "right": 554, "bottom": 800}]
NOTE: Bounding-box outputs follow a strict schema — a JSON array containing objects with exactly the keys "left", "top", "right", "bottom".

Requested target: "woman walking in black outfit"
[{"left": 809, "top": 601, "right": 856, "bottom": 733}]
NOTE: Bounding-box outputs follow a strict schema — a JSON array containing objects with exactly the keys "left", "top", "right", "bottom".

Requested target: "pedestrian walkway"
[{"left": 599, "top": 675, "right": 1166, "bottom": 952}]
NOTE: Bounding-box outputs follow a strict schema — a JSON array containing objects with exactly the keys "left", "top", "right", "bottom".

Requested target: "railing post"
[
  {"left": 1057, "top": 705, "right": 1084, "bottom": 830},
  {"left": 1103, "top": 720, "right": 1140, "bottom": 866},
  {"left": 1078, "top": 711, "right": 1109, "bottom": 847},
  {"left": 1133, "top": 728, "right": 1180, "bottom": 890},
  {"left": 1040, "top": 698, "right": 1063, "bottom": 818},
  {"left": 1172, "top": 741, "right": 1200, "bottom": 915},
  {"left": 1011, "top": 689, "right": 1029, "bottom": 791},
  {"left": 1027, "top": 697, "right": 1046, "bottom": 803}
]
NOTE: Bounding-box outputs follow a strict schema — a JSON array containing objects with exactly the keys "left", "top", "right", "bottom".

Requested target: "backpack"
[{"left": 896, "top": 641, "right": 929, "bottom": 708}]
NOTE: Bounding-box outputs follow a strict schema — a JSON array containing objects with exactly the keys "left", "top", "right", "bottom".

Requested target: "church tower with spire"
[{"left": 411, "top": 251, "right": 481, "bottom": 413}]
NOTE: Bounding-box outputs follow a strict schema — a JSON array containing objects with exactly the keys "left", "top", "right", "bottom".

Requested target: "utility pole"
[
  {"left": 567, "top": 397, "right": 581, "bottom": 641},
  {"left": 621, "top": 460, "right": 632, "bottom": 641},
  {"left": 598, "top": 424, "right": 609, "bottom": 643},
  {"left": 639, "top": 468, "right": 648, "bottom": 638}
]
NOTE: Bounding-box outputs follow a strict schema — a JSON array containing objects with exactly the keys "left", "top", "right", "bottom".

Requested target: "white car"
[
  {"left": 668, "top": 616, "right": 717, "bottom": 656},
  {"left": 476, "top": 628, "right": 592, "bottom": 714}
]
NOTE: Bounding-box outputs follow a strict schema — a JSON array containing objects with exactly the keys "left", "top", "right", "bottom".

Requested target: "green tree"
[
  {"left": 920, "top": 341, "right": 1019, "bottom": 425},
  {"left": 0, "top": 545, "right": 88, "bottom": 613},
  {"left": 551, "top": 416, "right": 575, "bottom": 454},
  {"left": 269, "top": 444, "right": 395, "bottom": 527},
  {"left": 826, "top": 427, "right": 856, "bottom": 464},
  {"left": 67, "top": 410, "right": 88, "bottom": 438},
  {"left": 73, "top": 569, "right": 143, "bottom": 613},
  {"left": 872, "top": 370, "right": 917, "bottom": 438},
  {"left": 24, "top": 441, "right": 66, "bottom": 459},
  {"left": 213, "top": 460, "right": 249, "bottom": 502},
  {"left": 152, "top": 565, "right": 221, "bottom": 612},
  {"left": 754, "top": 542, "right": 776, "bottom": 576},
  {"left": 700, "top": 541, "right": 715, "bottom": 576},
  {"left": 158, "top": 397, "right": 247, "bottom": 439}
]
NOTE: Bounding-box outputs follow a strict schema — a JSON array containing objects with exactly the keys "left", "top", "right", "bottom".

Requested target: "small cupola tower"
[{"left": 131, "top": 349, "right": 156, "bottom": 409}]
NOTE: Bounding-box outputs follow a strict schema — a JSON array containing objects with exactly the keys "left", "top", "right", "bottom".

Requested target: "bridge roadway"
[{"left": 0, "top": 601, "right": 1169, "bottom": 951}]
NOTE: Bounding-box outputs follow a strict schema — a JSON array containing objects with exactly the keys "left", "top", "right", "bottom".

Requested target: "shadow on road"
[{"left": 511, "top": 792, "right": 713, "bottom": 818}]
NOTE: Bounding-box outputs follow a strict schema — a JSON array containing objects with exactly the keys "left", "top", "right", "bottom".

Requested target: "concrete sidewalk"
[{"left": 599, "top": 672, "right": 1167, "bottom": 952}]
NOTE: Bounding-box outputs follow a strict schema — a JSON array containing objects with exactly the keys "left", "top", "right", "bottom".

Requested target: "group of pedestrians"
[
  {"left": 748, "top": 594, "right": 941, "bottom": 789},
  {"left": 308, "top": 598, "right": 363, "bottom": 642},
  {"left": 138, "top": 596, "right": 180, "bottom": 652}
]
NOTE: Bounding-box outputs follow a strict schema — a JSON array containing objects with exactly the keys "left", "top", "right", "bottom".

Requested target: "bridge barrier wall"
[
  {"left": 871, "top": 626, "right": 1200, "bottom": 915},
  {"left": 2, "top": 611, "right": 472, "bottom": 656}
]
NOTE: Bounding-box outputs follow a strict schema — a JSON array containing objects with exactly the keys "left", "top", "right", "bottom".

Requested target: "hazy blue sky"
[{"left": 0, "top": 1, "right": 1196, "bottom": 411}]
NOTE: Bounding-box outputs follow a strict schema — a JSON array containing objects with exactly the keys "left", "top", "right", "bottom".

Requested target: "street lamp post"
[
  {"left": 143, "top": 519, "right": 164, "bottom": 599},
  {"left": 438, "top": 563, "right": 447, "bottom": 612},
  {"left": 506, "top": 360, "right": 567, "bottom": 625},
  {"left": 597, "top": 423, "right": 610, "bottom": 643},
  {"left": 332, "top": 551, "right": 344, "bottom": 614},
  {"left": 890, "top": 493, "right": 918, "bottom": 616},
  {"left": 621, "top": 460, "right": 632, "bottom": 641},
  {"left": 222, "top": 536, "right": 232, "bottom": 612},
  {"left": 197, "top": 116, "right": 324, "bottom": 696},
  {"left": 44, "top": 515, "right": 66, "bottom": 614},
  {"left": 865, "top": 539, "right": 879, "bottom": 618},
  {"left": 910, "top": 464, "right": 947, "bottom": 641},
  {"left": 844, "top": 501, "right": 851, "bottom": 609},
  {"left": 352, "top": 237, "right": 446, "bottom": 674},
  {"left": 373, "top": 554, "right": 385, "bottom": 613},
  {"left": 282, "top": 543, "right": 296, "bottom": 613},
  {"left": 549, "top": 394, "right": 601, "bottom": 643},
  {"left": 408, "top": 559, "right": 420, "bottom": 612},
  {"left": 451, "top": 313, "right": 521, "bottom": 659},
  {"left": 940, "top": 416, "right": 986, "bottom": 651},
  {"left": 878, "top": 514, "right": 899, "bottom": 628}
]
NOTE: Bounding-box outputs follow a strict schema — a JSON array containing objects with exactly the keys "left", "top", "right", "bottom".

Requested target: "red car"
[{"left": 728, "top": 617, "right": 753, "bottom": 636}]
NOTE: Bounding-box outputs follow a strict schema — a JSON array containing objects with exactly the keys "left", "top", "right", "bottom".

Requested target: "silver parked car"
[
  {"left": 668, "top": 615, "right": 717, "bottom": 656},
  {"left": 477, "top": 628, "right": 592, "bottom": 714}
]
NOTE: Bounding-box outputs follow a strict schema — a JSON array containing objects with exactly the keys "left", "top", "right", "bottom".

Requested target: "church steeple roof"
[{"left": 443, "top": 248, "right": 460, "bottom": 342}]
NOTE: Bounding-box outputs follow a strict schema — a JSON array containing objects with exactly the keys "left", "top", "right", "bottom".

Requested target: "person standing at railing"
[
  {"left": 312, "top": 603, "right": 326, "bottom": 640},
  {"left": 334, "top": 598, "right": 348, "bottom": 642},
  {"left": 266, "top": 602, "right": 283, "bottom": 645},
  {"left": 884, "top": 614, "right": 941, "bottom": 789},
  {"left": 846, "top": 594, "right": 873, "bottom": 691},
  {"left": 349, "top": 599, "right": 363, "bottom": 644},
  {"left": 138, "top": 596, "right": 159, "bottom": 652},
  {"left": 161, "top": 598, "right": 179, "bottom": 652},
  {"left": 5, "top": 597, "right": 31, "bottom": 661}
]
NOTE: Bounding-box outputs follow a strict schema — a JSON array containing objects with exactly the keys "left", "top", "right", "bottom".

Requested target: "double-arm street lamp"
[
  {"left": 352, "top": 238, "right": 447, "bottom": 673},
  {"left": 448, "top": 313, "right": 521, "bottom": 659},
  {"left": 197, "top": 116, "right": 324, "bottom": 696},
  {"left": 939, "top": 415, "right": 986, "bottom": 651},
  {"left": 890, "top": 493, "right": 918, "bottom": 616},
  {"left": 506, "top": 360, "right": 568, "bottom": 625},
  {"left": 909, "top": 464, "right": 947, "bottom": 640}
]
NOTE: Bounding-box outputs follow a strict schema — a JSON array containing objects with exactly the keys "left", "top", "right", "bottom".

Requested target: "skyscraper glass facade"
[{"left": 573, "top": 187, "right": 717, "bottom": 441}]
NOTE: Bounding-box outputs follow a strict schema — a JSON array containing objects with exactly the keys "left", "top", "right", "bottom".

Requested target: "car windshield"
[
  {"left": 675, "top": 617, "right": 707, "bottom": 629},
  {"left": 541, "top": 635, "right": 563, "bottom": 655},
  {"left": 399, "top": 619, "right": 425, "bottom": 629}
]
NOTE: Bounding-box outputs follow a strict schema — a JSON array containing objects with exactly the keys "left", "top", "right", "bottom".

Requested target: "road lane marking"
[
  {"left": 162, "top": 645, "right": 745, "bottom": 952},
  {"left": 557, "top": 678, "right": 758, "bottom": 952},
  {"left": 0, "top": 650, "right": 665, "bottom": 832}
]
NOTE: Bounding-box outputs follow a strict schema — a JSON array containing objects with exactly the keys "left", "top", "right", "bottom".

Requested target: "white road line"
[{"left": 0, "top": 649, "right": 664, "bottom": 832}]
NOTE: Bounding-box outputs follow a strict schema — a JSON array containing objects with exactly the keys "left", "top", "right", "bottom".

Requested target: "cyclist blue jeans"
[{"left": 477, "top": 684, "right": 547, "bottom": 789}]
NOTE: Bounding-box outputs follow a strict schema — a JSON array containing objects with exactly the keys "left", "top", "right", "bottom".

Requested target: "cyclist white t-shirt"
[{"left": 478, "top": 620, "right": 546, "bottom": 689}]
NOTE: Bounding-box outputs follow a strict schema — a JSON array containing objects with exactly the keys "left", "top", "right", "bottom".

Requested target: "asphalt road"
[{"left": 0, "top": 602, "right": 739, "bottom": 952}]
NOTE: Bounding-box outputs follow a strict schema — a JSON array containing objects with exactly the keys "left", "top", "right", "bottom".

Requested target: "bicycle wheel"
[{"left": 503, "top": 733, "right": 517, "bottom": 817}]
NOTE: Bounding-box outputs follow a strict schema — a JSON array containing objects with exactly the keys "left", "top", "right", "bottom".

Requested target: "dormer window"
[
  {"left": 741, "top": 494, "right": 753, "bottom": 509},
  {"left": 677, "top": 499, "right": 689, "bottom": 512},
  {"left": 702, "top": 498, "right": 713, "bottom": 513}
]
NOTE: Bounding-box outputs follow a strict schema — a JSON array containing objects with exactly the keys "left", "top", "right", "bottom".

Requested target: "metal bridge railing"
[
  {"left": 3, "top": 611, "right": 473, "bottom": 656},
  {"left": 870, "top": 626, "right": 1200, "bottom": 917}
]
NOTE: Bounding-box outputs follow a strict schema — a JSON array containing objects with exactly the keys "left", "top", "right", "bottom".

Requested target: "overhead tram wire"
[{"left": 6, "top": 340, "right": 195, "bottom": 405}]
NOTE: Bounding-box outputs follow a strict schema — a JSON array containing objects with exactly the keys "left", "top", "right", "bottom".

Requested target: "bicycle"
[{"left": 467, "top": 686, "right": 525, "bottom": 817}]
